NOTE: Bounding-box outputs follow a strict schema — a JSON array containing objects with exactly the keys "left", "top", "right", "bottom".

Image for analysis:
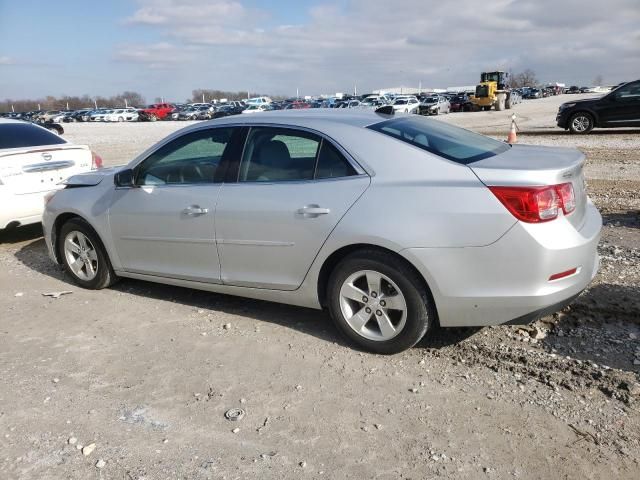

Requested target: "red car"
[{"left": 140, "top": 103, "right": 175, "bottom": 121}]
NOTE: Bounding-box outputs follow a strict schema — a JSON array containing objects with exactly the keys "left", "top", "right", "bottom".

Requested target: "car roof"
[{"left": 199, "top": 109, "right": 386, "bottom": 129}]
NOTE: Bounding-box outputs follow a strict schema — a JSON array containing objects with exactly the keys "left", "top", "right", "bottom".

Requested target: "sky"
[{"left": 0, "top": 0, "right": 639, "bottom": 102}]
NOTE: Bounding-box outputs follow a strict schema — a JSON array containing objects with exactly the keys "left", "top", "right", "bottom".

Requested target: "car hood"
[{"left": 62, "top": 166, "right": 121, "bottom": 186}]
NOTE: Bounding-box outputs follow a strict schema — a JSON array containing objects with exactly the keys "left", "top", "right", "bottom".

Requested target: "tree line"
[
  {"left": 0, "top": 88, "right": 286, "bottom": 113},
  {"left": 0, "top": 91, "right": 147, "bottom": 113}
]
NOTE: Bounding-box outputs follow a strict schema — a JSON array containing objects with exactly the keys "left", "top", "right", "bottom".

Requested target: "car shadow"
[
  {"left": 13, "top": 237, "right": 484, "bottom": 352},
  {"left": 537, "top": 283, "right": 640, "bottom": 372},
  {"left": 0, "top": 224, "right": 44, "bottom": 244},
  {"left": 601, "top": 210, "right": 640, "bottom": 229},
  {"left": 517, "top": 129, "right": 640, "bottom": 136}
]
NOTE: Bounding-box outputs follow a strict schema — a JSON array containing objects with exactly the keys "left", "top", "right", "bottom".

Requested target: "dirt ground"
[{"left": 1, "top": 96, "right": 639, "bottom": 479}]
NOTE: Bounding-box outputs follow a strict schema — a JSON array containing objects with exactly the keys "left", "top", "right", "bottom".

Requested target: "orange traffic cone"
[{"left": 507, "top": 114, "right": 518, "bottom": 144}]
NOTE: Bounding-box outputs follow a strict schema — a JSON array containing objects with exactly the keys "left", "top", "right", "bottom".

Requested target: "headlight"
[{"left": 560, "top": 103, "right": 576, "bottom": 110}]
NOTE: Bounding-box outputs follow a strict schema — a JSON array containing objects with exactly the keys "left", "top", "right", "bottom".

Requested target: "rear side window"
[
  {"left": 367, "top": 116, "right": 509, "bottom": 164},
  {"left": 316, "top": 141, "right": 357, "bottom": 179},
  {"left": 0, "top": 123, "right": 67, "bottom": 149}
]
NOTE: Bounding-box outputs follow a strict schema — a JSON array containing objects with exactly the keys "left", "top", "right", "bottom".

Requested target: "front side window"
[
  {"left": 368, "top": 115, "right": 509, "bottom": 164},
  {"left": 613, "top": 81, "right": 640, "bottom": 101},
  {"left": 238, "top": 127, "right": 357, "bottom": 182},
  {"left": 136, "top": 128, "right": 233, "bottom": 185}
]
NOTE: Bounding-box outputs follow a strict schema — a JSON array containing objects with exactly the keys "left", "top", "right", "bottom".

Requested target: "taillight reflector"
[
  {"left": 549, "top": 268, "right": 577, "bottom": 281},
  {"left": 489, "top": 183, "right": 575, "bottom": 223}
]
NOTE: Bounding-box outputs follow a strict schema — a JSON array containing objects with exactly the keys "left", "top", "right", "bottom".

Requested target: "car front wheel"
[
  {"left": 59, "top": 218, "right": 117, "bottom": 290},
  {"left": 568, "top": 112, "right": 594, "bottom": 134},
  {"left": 328, "top": 250, "right": 433, "bottom": 354}
]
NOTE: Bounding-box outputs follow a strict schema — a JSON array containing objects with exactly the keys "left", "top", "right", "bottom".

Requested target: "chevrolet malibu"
[{"left": 42, "top": 110, "right": 601, "bottom": 354}]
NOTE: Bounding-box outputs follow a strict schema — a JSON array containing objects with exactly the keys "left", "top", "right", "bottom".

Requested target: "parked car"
[
  {"left": 391, "top": 96, "right": 420, "bottom": 114},
  {"left": 211, "top": 105, "right": 242, "bottom": 119},
  {"left": 241, "top": 104, "right": 270, "bottom": 114},
  {"left": 246, "top": 97, "right": 272, "bottom": 106},
  {"left": 557, "top": 79, "right": 640, "bottom": 133},
  {"left": 41, "top": 110, "right": 600, "bottom": 354},
  {"left": 104, "top": 108, "right": 140, "bottom": 122},
  {"left": 90, "top": 109, "right": 113, "bottom": 122},
  {"left": 0, "top": 119, "right": 101, "bottom": 230},
  {"left": 449, "top": 94, "right": 474, "bottom": 112},
  {"left": 140, "top": 103, "right": 175, "bottom": 121},
  {"left": 417, "top": 95, "right": 450, "bottom": 115},
  {"left": 63, "top": 109, "right": 92, "bottom": 122}
]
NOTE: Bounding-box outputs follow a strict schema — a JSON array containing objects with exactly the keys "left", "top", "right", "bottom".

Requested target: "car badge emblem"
[{"left": 42, "top": 153, "right": 52, "bottom": 161}]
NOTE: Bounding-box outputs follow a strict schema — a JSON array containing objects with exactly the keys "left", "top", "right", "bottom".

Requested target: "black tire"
[
  {"left": 58, "top": 218, "right": 118, "bottom": 290},
  {"left": 327, "top": 250, "right": 434, "bottom": 354},
  {"left": 568, "top": 112, "right": 594, "bottom": 134}
]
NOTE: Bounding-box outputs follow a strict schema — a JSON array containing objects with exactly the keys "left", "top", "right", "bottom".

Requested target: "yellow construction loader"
[{"left": 470, "top": 71, "right": 512, "bottom": 111}]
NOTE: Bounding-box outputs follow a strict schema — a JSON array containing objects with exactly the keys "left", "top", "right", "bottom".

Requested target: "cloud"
[
  {"left": 0, "top": 56, "right": 15, "bottom": 65},
  {"left": 112, "top": 42, "right": 193, "bottom": 69},
  {"left": 116, "top": 0, "right": 640, "bottom": 95}
]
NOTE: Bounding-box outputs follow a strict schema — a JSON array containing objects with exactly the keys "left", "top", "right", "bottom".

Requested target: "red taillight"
[
  {"left": 91, "top": 151, "right": 103, "bottom": 170},
  {"left": 489, "top": 183, "right": 575, "bottom": 223},
  {"left": 555, "top": 182, "right": 576, "bottom": 214}
]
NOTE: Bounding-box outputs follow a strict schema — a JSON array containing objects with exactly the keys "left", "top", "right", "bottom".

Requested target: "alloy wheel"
[
  {"left": 339, "top": 270, "right": 407, "bottom": 341},
  {"left": 571, "top": 115, "right": 591, "bottom": 132},
  {"left": 63, "top": 231, "right": 99, "bottom": 281}
]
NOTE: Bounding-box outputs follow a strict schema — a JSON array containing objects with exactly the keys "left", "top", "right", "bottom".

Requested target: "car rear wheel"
[
  {"left": 328, "top": 250, "right": 432, "bottom": 354},
  {"left": 568, "top": 112, "right": 594, "bottom": 134},
  {"left": 59, "top": 218, "right": 117, "bottom": 290}
]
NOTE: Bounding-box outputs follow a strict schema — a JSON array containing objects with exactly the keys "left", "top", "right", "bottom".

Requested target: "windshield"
[
  {"left": 393, "top": 99, "right": 408, "bottom": 105},
  {"left": 367, "top": 116, "right": 510, "bottom": 164}
]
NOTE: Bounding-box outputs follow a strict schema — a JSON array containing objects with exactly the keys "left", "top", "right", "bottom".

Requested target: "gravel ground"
[{"left": 1, "top": 97, "right": 639, "bottom": 479}]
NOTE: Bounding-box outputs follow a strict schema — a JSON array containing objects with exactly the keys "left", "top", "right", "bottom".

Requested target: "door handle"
[
  {"left": 297, "top": 205, "right": 330, "bottom": 217},
  {"left": 182, "top": 205, "right": 209, "bottom": 216}
]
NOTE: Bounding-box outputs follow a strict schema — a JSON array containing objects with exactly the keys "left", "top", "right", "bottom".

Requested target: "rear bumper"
[
  {"left": 401, "top": 201, "right": 601, "bottom": 327},
  {"left": 0, "top": 189, "right": 48, "bottom": 229}
]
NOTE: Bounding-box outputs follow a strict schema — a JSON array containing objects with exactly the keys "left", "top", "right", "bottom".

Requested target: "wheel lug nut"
[
  {"left": 365, "top": 307, "right": 371, "bottom": 314},
  {"left": 371, "top": 292, "right": 377, "bottom": 298},
  {"left": 362, "top": 296, "right": 368, "bottom": 303},
  {"left": 376, "top": 310, "right": 382, "bottom": 316},
  {"left": 380, "top": 300, "right": 386, "bottom": 307}
]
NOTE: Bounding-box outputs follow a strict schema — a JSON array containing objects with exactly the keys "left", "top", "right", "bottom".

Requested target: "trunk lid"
[
  {"left": 469, "top": 144, "right": 587, "bottom": 230},
  {"left": 0, "top": 145, "right": 93, "bottom": 194}
]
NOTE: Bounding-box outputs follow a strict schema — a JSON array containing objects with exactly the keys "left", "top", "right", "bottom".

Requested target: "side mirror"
[{"left": 114, "top": 168, "right": 135, "bottom": 187}]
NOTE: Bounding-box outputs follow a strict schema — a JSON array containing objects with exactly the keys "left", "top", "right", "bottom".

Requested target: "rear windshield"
[
  {"left": 367, "top": 116, "right": 509, "bottom": 164},
  {"left": 0, "top": 123, "right": 67, "bottom": 149}
]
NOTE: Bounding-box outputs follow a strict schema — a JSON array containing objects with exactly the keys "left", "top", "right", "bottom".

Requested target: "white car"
[
  {"left": 104, "top": 108, "right": 139, "bottom": 122},
  {"left": 0, "top": 120, "right": 100, "bottom": 229},
  {"left": 391, "top": 96, "right": 420, "bottom": 113},
  {"left": 241, "top": 104, "right": 269, "bottom": 114}
]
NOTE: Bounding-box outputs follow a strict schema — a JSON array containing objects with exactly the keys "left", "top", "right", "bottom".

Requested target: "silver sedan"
[{"left": 42, "top": 110, "right": 601, "bottom": 354}]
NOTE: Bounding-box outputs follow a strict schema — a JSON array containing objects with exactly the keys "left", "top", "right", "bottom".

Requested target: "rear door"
[
  {"left": 0, "top": 123, "right": 91, "bottom": 195},
  {"left": 215, "top": 126, "right": 369, "bottom": 290}
]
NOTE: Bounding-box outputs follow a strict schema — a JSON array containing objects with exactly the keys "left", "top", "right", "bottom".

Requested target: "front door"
[
  {"left": 108, "top": 127, "right": 237, "bottom": 282},
  {"left": 598, "top": 81, "right": 640, "bottom": 126},
  {"left": 215, "top": 126, "right": 370, "bottom": 290}
]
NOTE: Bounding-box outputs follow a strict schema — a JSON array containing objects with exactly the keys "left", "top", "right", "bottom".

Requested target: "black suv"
[{"left": 557, "top": 80, "right": 640, "bottom": 133}]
